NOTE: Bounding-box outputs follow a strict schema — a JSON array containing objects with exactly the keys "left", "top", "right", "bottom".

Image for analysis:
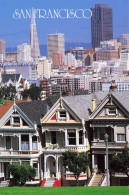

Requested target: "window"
[
  {"left": 117, "top": 126, "right": 126, "bottom": 141},
  {"left": 32, "top": 136, "right": 38, "bottom": 150},
  {"left": 33, "top": 162, "right": 38, "bottom": 176},
  {"left": 59, "top": 111, "right": 66, "bottom": 119},
  {"left": 6, "top": 136, "right": 11, "bottom": 149},
  {"left": 99, "top": 128, "right": 105, "bottom": 140},
  {"left": 13, "top": 117, "right": 20, "bottom": 127},
  {"left": 51, "top": 131, "right": 56, "bottom": 144},
  {"left": 68, "top": 129, "right": 76, "bottom": 145},
  {"left": 108, "top": 107, "right": 116, "bottom": 115},
  {"left": 117, "top": 134, "right": 126, "bottom": 141},
  {"left": 79, "top": 130, "right": 84, "bottom": 145},
  {"left": 21, "top": 135, "right": 29, "bottom": 150}
]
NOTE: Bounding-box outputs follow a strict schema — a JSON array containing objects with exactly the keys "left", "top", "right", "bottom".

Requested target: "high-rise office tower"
[
  {"left": 91, "top": 4, "right": 113, "bottom": 49},
  {"left": 30, "top": 8, "right": 40, "bottom": 60},
  {"left": 47, "top": 33, "right": 65, "bottom": 60},
  {"left": 0, "top": 40, "right": 5, "bottom": 55}
]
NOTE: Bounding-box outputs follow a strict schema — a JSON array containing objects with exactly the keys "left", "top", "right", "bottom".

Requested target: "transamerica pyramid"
[{"left": 30, "top": 8, "right": 40, "bottom": 60}]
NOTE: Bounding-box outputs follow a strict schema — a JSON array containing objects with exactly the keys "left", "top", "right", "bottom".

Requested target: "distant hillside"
[{"left": 6, "top": 42, "right": 92, "bottom": 57}]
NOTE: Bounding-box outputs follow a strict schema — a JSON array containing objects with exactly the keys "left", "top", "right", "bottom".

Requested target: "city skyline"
[{"left": 0, "top": 0, "right": 129, "bottom": 48}]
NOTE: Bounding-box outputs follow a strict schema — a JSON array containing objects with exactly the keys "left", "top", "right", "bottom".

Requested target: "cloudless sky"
[{"left": 0, "top": 0, "right": 129, "bottom": 48}]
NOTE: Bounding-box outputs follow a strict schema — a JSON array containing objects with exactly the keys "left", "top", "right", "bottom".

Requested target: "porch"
[{"left": 44, "top": 154, "right": 62, "bottom": 180}]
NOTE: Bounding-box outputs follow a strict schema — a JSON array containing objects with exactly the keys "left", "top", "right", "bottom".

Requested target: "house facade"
[
  {"left": 0, "top": 92, "right": 128, "bottom": 186},
  {"left": 0, "top": 101, "right": 42, "bottom": 185},
  {"left": 41, "top": 97, "right": 89, "bottom": 186}
]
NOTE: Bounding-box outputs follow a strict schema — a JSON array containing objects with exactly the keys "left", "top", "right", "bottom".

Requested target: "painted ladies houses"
[
  {"left": 0, "top": 91, "right": 129, "bottom": 186},
  {"left": 40, "top": 92, "right": 110, "bottom": 186},
  {"left": 40, "top": 92, "right": 129, "bottom": 186}
]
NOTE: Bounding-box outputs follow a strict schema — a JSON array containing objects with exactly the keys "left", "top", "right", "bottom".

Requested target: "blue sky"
[{"left": 0, "top": 0, "right": 129, "bottom": 47}]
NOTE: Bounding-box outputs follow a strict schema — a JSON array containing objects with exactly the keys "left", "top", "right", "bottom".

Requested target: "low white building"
[{"left": 37, "top": 57, "right": 52, "bottom": 78}]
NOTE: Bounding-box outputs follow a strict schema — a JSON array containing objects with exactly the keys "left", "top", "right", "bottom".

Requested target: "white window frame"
[
  {"left": 107, "top": 107, "right": 116, "bottom": 116},
  {"left": 67, "top": 129, "right": 76, "bottom": 146},
  {"left": 116, "top": 126, "right": 126, "bottom": 142},
  {"left": 57, "top": 110, "right": 68, "bottom": 121}
]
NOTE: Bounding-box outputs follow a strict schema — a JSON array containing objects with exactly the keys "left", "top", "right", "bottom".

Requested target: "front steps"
[
  {"left": 90, "top": 174, "right": 104, "bottom": 186},
  {"left": 0, "top": 180, "right": 10, "bottom": 187},
  {"left": 44, "top": 178, "right": 55, "bottom": 187}
]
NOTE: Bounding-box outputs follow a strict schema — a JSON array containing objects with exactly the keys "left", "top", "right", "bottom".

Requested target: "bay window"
[
  {"left": 117, "top": 126, "right": 126, "bottom": 141},
  {"left": 67, "top": 129, "right": 76, "bottom": 145}
]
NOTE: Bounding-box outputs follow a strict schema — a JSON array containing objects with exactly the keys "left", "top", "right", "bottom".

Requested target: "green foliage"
[
  {"left": 9, "top": 163, "right": 36, "bottom": 186},
  {"left": 110, "top": 147, "right": 129, "bottom": 176},
  {"left": 62, "top": 151, "right": 89, "bottom": 185},
  {"left": 21, "top": 84, "right": 41, "bottom": 100},
  {"left": 0, "top": 85, "right": 16, "bottom": 100}
]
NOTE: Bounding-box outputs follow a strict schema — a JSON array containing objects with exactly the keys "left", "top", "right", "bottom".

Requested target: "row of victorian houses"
[{"left": 0, "top": 91, "right": 129, "bottom": 186}]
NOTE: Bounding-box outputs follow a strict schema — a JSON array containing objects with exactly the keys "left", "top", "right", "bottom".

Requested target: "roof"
[
  {"left": 112, "top": 91, "right": 129, "bottom": 113},
  {"left": 17, "top": 96, "right": 59, "bottom": 125},
  {"left": 62, "top": 92, "right": 108, "bottom": 120},
  {"left": 1, "top": 91, "right": 129, "bottom": 125},
  {"left": 2, "top": 74, "right": 21, "bottom": 83},
  {"left": 0, "top": 100, "right": 27, "bottom": 119}
]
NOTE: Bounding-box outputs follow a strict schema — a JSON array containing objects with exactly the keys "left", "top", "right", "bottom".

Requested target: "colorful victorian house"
[
  {"left": 40, "top": 94, "right": 100, "bottom": 186},
  {"left": 0, "top": 100, "right": 42, "bottom": 185},
  {"left": 89, "top": 92, "right": 129, "bottom": 186}
]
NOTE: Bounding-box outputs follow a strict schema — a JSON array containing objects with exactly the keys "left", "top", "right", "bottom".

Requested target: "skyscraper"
[
  {"left": 30, "top": 8, "right": 40, "bottom": 60},
  {"left": 47, "top": 33, "right": 65, "bottom": 60},
  {"left": 91, "top": 4, "right": 113, "bottom": 49},
  {"left": 0, "top": 40, "right": 5, "bottom": 55}
]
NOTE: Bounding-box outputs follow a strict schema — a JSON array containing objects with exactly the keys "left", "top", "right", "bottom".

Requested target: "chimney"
[{"left": 92, "top": 99, "right": 96, "bottom": 112}]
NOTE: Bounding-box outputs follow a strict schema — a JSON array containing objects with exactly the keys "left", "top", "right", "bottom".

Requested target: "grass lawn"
[{"left": 0, "top": 187, "right": 128, "bottom": 195}]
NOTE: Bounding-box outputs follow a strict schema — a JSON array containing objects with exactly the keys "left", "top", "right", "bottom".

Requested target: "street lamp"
[{"left": 104, "top": 133, "right": 109, "bottom": 186}]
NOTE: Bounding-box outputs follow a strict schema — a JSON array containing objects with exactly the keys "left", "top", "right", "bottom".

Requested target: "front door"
[
  {"left": 97, "top": 154, "right": 105, "bottom": 172},
  {"left": 4, "top": 163, "right": 10, "bottom": 180}
]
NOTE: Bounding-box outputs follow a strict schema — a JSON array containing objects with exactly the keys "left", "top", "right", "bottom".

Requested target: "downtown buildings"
[
  {"left": 47, "top": 33, "right": 65, "bottom": 60},
  {"left": 91, "top": 4, "right": 113, "bottom": 49}
]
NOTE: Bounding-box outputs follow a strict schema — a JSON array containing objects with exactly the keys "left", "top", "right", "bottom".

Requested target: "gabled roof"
[
  {"left": 17, "top": 96, "right": 59, "bottom": 125},
  {"left": 1, "top": 91, "right": 129, "bottom": 126},
  {"left": 89, "top": 91, "right": 129, "bottom": 119},
  {"left": 0, "top": 100, "right": 26, "bottom": 119},
  {"left": 62, "top": 92, "right": 108, "bottom": 121},
  {"left": 112, "top": 91, "right": 129, "bottom": 113},
  {"left": 2, "top": 74, "right": 21, "bottom": 83}
]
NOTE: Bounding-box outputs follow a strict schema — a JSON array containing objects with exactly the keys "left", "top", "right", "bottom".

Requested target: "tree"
[
  {"left": 21, "top": 84, "right": 41, "bottom": 100},
  {"left": 0, "top": 84, "right": 16, "bottom": 100},
  {"left": 110, "top": 147, "right": 129, "bottom": 177},
  {"left": 9, "top": 163, "right": 36, "bottom": 186},
  {"left": 29, "top": 84, "right": 41, "bottom": 100},
  {"left": 62, "top": 151, "right": 89, "bottom": 186}
]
